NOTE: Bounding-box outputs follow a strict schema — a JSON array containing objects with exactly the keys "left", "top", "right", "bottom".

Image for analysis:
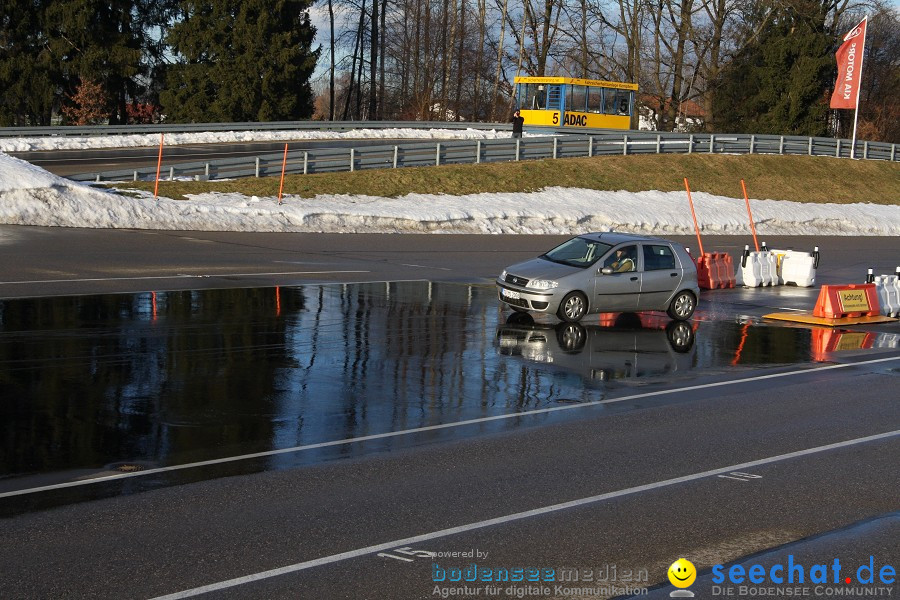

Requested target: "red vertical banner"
[{"left": 830, "top": 17, "right": 867, "bottom": 109}]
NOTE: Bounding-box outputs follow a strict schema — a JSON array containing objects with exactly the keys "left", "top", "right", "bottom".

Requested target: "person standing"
[{"left": 512, "top": 110, "right": 524, "bottom": 138}]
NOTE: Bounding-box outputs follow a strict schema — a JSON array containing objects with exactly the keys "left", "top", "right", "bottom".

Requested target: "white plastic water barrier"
[
  {"left": 766, "top": 246, "right": 819, "bottom": 287},
  {"left": 873, "top": 275, "right": 900, "bottom": 317},
  {"left": 737, "top": 246, "right": 777, "bottom": 287}
]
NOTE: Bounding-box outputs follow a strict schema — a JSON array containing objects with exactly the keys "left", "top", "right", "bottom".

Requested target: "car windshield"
[{"left": 540, "top": 237, "right": 612, "bottom": 268}]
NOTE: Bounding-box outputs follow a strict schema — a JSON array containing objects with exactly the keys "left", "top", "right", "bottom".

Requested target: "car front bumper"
[{"left": 496, "top": 280, "right": 560, "bottom": 313}]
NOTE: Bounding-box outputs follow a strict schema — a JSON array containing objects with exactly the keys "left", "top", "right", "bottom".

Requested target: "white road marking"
[
  {"left": 400, "top": 263, "right": 453, "bottom": 271},
  {"left": 149, "top": 429, "right": 900, "bottom": 599},
  {"left": 2, "top": 355, "right": 896, "bottom": 500},
  {"left": 0, "top": 271, "right": 370, "bottom": 285}
]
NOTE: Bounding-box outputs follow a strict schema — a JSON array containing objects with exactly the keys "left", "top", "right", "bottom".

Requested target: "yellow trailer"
[{"left": 514, "top": 76, "right": 638, "bottom": 130}]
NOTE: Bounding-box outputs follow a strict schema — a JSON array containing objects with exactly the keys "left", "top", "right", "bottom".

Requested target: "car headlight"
[
  {"left": 528, "top": 279, "right": 559, "bottom": 290},
  {"left": 500, "top": 270, "right": 507, "bottom": 280}
]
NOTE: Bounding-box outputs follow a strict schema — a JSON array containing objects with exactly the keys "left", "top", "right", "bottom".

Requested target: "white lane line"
[
  {"left": 3, "top": 355, "right": 897, "bottom": 500},
  {"left": 150, "top": 429, "right": 900, "bottom": 600},
  {"left": 400, "top": 263, "right": 453, "bottom": 271},
  {"left": 0, "top": 271, "right": 370, "bottom": 285}
]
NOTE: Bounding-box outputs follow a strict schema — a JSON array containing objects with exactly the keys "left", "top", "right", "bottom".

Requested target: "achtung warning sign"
[{"left": 838, "top": 289, "right": 870, "bottom": 312}]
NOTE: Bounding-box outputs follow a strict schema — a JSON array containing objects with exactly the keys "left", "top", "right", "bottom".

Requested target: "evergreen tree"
[
  {"left": 0, "top": 0, "right": 57, "bottom": 125},
  {"left": 160, "top": 0, "right": 319, "bottom": 122},
  {"left": 711, "top": 0, "right": 832, "bottom": 136},
  {"left": 44, "top": 0, "right": 144, "bottom": 124}
]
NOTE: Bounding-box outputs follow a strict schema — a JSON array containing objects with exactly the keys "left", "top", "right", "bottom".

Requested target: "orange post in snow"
[
  {"left": 683, "top": 178, "right": 704, "bottom": 257},
  {"left": 741, "top": 179, "right": 760, "bottom": 251},
  {"left": 153, "top": 134, "right": 164, "bottom": 199},
  {"left": 278, "top": 143, "right": 288, "bottom": 205}
]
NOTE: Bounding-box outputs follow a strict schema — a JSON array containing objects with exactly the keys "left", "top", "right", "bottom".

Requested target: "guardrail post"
[
  {"left": 169, "top": 166, "right": 174, "bottom": 180},
  {"left": 476, "top": 140, "right": 481, "bottom": 164},
  {"left": 863, "top": 141, "right": 868, "bottom": 159},
  {"left": 836, "top": 139, "right": 841, "bottom": 157},
  {"left": 96, "top": 174, "right": 101, "bottom": 183},
  {"left": 553, "top": 137, "right": 558, "bottom": 159},
  {"left": 304, "top": 152, "right": 309, "bottom": 174},
  {"left": 393, "top": 146, "right": 398, "bottom": 168},
  {"left": 808, "top": 137, "right": 813, "bottom": 156},
  {"left": 255, "top": 157, "right": 260, "bottom": 177},
  {"left": 749, "top": 135, "right": 755, "bottom": 154},
  {"left": 656, "top": 135, "right": 661, "bottom": 154},
  {"left": 710, "top": 134, "right": 715, "bottom": 154},
  {"left": 623, "top": 134, "right": 628, "bottom": 155},
  {"left": 350, "top": 148, "right": 355, "bottom": 172},
  {"left": 205, "top": 163, "right": 210, "bottom": 178},
  {"left": 436, "top": 142, "right": 441, "bottom": 166},
  {"left": 588, "top": 136, "right": 593, "bottom": 157},
  {"left": 133, "top": 171, "right": 138, "bottom": 182},
  {"left": 516, "top": 138, "right": 520, "bottom": 161},
  {"left": 779, "top": 136, "right": 784, "bottom": 155},
  {"left": 688, "top": 134, "right": 693, "bottom": 154},
  {"left": 892, "top": 144, "right": 897, "bottom": 161}
]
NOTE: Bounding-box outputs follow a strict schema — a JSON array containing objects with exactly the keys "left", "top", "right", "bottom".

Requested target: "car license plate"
[{"left": 502, "top": 288, "right": 520, "bottom": 300}]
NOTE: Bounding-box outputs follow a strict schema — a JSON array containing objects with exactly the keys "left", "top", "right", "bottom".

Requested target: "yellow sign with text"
[{"left": 837, "top": 289, "right": 870, "bottom": 312}]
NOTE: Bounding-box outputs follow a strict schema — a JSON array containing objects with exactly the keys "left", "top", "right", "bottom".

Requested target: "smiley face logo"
[{"left": 668, "top": 558, "right": 696, "bottom": 588}]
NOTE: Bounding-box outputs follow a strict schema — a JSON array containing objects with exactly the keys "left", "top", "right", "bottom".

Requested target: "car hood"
[{"left": 503, "top": 257, "right": 585, "bottom": 280}]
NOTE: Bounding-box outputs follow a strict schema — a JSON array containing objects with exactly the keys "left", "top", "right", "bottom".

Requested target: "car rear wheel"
[
  {"left": 557, "top": 291, "right": 588, "bottom": 323},
  {"left": 667, "top": 290, "right": 696, "bottom": 321}
]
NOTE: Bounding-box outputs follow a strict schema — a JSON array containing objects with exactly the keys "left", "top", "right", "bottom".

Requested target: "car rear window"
[{"left": 642, "top": 245, "right": 676, "bottom": 270}]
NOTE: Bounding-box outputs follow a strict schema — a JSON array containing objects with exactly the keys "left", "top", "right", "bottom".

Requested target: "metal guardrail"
[
  {"left": 0, "top": 120, "right": 509, "bottom": 138},
  {"left": 68, "top": 130, "right": 898, "bottom": 183}
]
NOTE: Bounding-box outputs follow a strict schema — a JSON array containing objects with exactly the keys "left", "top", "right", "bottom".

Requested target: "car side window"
[
  {"left": 603, "top": 245, "right": 637, "bottom": 273},
  {"left": 642, "top": 244, "right": 676, "bottom": 271}
]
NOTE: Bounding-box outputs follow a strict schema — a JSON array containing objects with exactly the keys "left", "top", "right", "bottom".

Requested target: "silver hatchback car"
[{"left": 496, "top": 232, "right": 700, "bottom": 322}]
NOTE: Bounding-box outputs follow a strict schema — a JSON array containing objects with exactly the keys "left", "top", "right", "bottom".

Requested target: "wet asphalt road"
[{"left": 0, "top": 227, "right": 897, "bottom": 600}]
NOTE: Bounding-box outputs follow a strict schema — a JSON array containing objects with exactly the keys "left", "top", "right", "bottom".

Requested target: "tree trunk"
[
  {"left": 490, "top": 0, "right": 508, "bottom": 121},
  {"left": 329, "top": 0, "right": 335, "bottom": 120},
  {"left": 378, "top": 0, "right": 386, "bottom": 118},
  {"left": 369, "top": 0, "right": 379, "bottom": 119}
]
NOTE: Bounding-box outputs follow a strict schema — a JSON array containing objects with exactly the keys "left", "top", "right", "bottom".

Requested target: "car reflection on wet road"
[{"left": 0, "top": 281, "right": 895, "bottom": 511}]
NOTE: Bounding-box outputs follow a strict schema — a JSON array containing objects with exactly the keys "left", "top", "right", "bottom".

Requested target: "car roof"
[{"left": 578, "top": 231, "right": 679, "bottom": 246}]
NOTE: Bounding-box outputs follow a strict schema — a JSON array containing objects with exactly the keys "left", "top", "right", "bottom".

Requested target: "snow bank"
[
  {"left": 1, "top": 152, "right": 898, "bottom": 234},
  {"left": 0, "top": 127, "right": 517, "bottom": 152}
]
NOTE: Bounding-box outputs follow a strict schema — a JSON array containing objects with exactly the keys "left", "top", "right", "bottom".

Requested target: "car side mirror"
[{"left": 600, "top": 267, "right": 614, "bottom": 275}]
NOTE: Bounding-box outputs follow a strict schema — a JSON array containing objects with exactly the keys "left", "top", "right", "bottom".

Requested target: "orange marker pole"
[
  {"left": 153, "top": 133, "right": 164, "bottom": 199},
  {"left": 683, "top": 178, "right": 704, "bottom": 257},
  {"left": 741, "top": 179, "right": 760, "bottom": 252},
  {"left": 278, "top": 143, "right": 288, "bottom": 205}
]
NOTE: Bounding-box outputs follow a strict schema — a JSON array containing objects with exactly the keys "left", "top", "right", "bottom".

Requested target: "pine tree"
[
  {"left": 44, "top": 0, "right": 144, "bottom": 124},
  {"left": 711, "top": 0, "right": 832, "bottom": 136},
  {"left": 160, "top": 0, "right": 319, "bottom": 122},
  {"left": 0, "top": 0, "right": 57, "bottom": 125}
]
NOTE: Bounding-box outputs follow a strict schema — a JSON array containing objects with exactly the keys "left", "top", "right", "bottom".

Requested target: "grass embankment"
[{"left": 115, "top": 154, "right": 900, "bottom": 205}]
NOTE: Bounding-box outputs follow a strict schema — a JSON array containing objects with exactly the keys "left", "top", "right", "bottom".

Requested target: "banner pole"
[{"left": 850, "top": 15, "right": 867, "bottom": 160}]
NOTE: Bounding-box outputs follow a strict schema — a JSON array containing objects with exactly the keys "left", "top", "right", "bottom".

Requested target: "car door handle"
[
  {"left": 670, "top": 272, "right": 679, "bottom": 277},
  {"left": 630, "top": 276, "right": 638, "bottom": 281}
]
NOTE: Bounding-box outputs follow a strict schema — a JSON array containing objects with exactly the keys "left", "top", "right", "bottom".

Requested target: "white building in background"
[{"left": 638, "top": 95, "right": 706, "bottom": 131}]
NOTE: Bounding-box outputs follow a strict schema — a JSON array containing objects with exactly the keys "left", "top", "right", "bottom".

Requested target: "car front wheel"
[
  {"left": 667, "top": 290, "right": 696, "bottom": 321},
  {"left": 557, "top": 291, "right": 588, "bottom": 323}
]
